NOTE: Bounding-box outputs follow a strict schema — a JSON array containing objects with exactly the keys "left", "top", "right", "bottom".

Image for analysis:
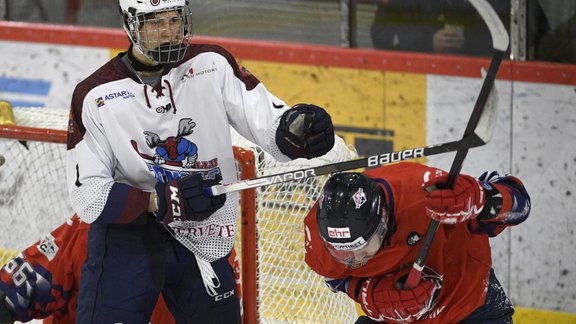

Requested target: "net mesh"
[{"left": 0, "top": 106, "right": 359, "bottom": 323}]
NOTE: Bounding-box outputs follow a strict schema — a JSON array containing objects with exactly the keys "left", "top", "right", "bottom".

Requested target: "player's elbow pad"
[{"left": 70, "top": 178, "right": 115, "bottom": 224}]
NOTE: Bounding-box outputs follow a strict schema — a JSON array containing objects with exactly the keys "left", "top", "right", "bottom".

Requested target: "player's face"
[
  {"left": 138, "top": 10, "right": 183, "bottom": 51},
  {"left": 351, "top": 232, "right": 382, "bottom": 262},
  {"left": 326, "top": 231, "right": 383, "bottom": 269}
]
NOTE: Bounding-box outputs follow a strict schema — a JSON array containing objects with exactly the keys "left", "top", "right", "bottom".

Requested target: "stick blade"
[
  {"left": 468, "top": 0, "right": 509, "bottom": 51},
  {"left": 473, "top": 69, "right": 499, "bottom": 144}
]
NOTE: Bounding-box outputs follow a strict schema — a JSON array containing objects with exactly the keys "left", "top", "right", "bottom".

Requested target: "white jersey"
[{"left": 66, "top": 44, "right": 291, "bottom": 261}]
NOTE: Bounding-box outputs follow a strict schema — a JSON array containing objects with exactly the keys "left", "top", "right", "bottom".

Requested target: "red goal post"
[{"left": 0, "top": 106, "right": 359, "bottom": 323}]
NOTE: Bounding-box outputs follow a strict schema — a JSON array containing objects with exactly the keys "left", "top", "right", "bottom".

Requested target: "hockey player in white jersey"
[{"left": 66, "top": 1, "right": 335, "bottom": 323}]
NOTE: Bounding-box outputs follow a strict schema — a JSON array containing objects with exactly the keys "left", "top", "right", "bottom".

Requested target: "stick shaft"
[{"left": 209, "top": 138, "right": 476, "bottom": 196}]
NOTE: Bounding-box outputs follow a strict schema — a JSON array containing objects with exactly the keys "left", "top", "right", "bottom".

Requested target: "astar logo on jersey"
[
  {"left": 407, "top": 231, "right": 423, "bottom": 247},
  {"left": 37, "top": 234, "right": 59, "bottom": 261},
  {"left": 95, "top": 91, "right": 136, "bottom": 107},
  {"left": 169, "top": 185, "right": 183, "bottom": 222},
  {"left": 327, "top": 226, "right": 351, "bottom": 239}
]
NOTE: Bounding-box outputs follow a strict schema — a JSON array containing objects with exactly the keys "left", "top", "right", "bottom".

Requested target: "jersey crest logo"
[
  {"left": 131, "top": 118, "right": 221, "bottom": 183},
  {"left": 407, "top": 231, "right": 423, "bottom": 247},
  {"left": 133, "top": 118, "right": 199, "bottom": 169}
]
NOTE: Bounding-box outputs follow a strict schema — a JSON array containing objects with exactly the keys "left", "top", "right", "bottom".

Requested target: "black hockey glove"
[
  {"left": 276, "top": 104, "right": 335, "bottom": 159},
  {"left": 155, "top": 173, "right": 226, "bottom": 223}
]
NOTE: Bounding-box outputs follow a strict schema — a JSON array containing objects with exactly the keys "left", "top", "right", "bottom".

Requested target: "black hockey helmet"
[{"left": 316, "top": 172, "right": 387, "bottom": 253}]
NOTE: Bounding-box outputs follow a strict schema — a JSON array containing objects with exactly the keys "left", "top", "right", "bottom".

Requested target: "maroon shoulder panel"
[{"left": 67, "top": 54, "right": 133, "bottom": 150}]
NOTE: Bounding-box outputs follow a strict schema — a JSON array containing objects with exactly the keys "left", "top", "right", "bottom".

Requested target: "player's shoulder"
[
  {"left": 182, "top": 43, "right": 236, "bottom": 64},
  {"left": 72, "top": 55, "right": 130, "bottom": 104},
  {"left": 303, "top": 202, "right": 319, "bottom": 229}
]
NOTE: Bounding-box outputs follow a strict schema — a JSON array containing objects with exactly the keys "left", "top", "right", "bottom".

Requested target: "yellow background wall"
[{"left": 239, "top": 59, "right": 427, "bottom": 159}]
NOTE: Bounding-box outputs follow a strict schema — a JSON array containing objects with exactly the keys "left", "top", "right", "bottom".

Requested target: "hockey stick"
[
  {"left": 208, "top": 133, "right": 493, "bottom": 196},
  {"left": 402, "top": 0, "right": 509, "bottom": 290}
]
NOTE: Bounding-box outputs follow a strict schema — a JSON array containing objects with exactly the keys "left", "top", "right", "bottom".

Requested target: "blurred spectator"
[
  {"left": 370, "top": 0, "right": 513, "bottom": 56},
  {"left": 536, "top": 13, "right": 576, "bottom": 63}
]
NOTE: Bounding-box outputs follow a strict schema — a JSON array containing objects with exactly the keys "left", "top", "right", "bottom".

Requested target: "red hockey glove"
[
  {"left": 155, "top": 172, "right": 226, "bottom": 223},
  {"left": 424, "top": 173, "right": 485, "bottom": 224},
  {"left": 276, "top": 104, "right": 335, "bottom": 159},
  {"left": 353, "top": 268, "right": 441, "bottom": 323}
]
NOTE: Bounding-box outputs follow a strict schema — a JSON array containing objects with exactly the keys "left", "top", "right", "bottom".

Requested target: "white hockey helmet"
[{"left": 119, "top": 0, "right": 193, "bottom": 64}]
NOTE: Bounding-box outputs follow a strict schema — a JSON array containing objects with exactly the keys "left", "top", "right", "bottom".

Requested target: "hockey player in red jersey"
[
  {"left": 304, "top": 162, "right": 530, "bottom": 323},
  {"left": 0, "top": 215, "right": 242, "bottom": 324}
]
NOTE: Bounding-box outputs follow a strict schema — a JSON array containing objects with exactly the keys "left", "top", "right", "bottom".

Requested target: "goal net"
[{"left": 0, "top": 106, "right": 359, "bottom": 323}]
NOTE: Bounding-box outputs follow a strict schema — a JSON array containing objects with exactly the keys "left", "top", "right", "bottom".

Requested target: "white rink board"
[
  {"left": 427, "top": 74, "right": 576, "bottom": 312},
  {"left": 0, "top": 40, "right": 109, "bottom": 109}
]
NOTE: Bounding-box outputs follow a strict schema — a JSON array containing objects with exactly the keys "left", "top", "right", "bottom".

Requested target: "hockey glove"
[
  {"left": 276, "top": 104, "right": 335, "bottom": 159},
  {"left": 155, "top": 173, "right": 226, "bottom": 223},
  {"left": 424, "top": 173, "right": 485, "bottom": 224},
  {"left": 350, "top": 268, "right": 441, "bottom": 323}
]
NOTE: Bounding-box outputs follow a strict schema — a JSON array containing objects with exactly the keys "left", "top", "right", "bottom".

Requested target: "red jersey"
[
  {"left": 304, "top": 162, "right": 529, "bottom": 323},
  {"left": 0, "top": 215, "right": 241, "bottom": 323}
]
